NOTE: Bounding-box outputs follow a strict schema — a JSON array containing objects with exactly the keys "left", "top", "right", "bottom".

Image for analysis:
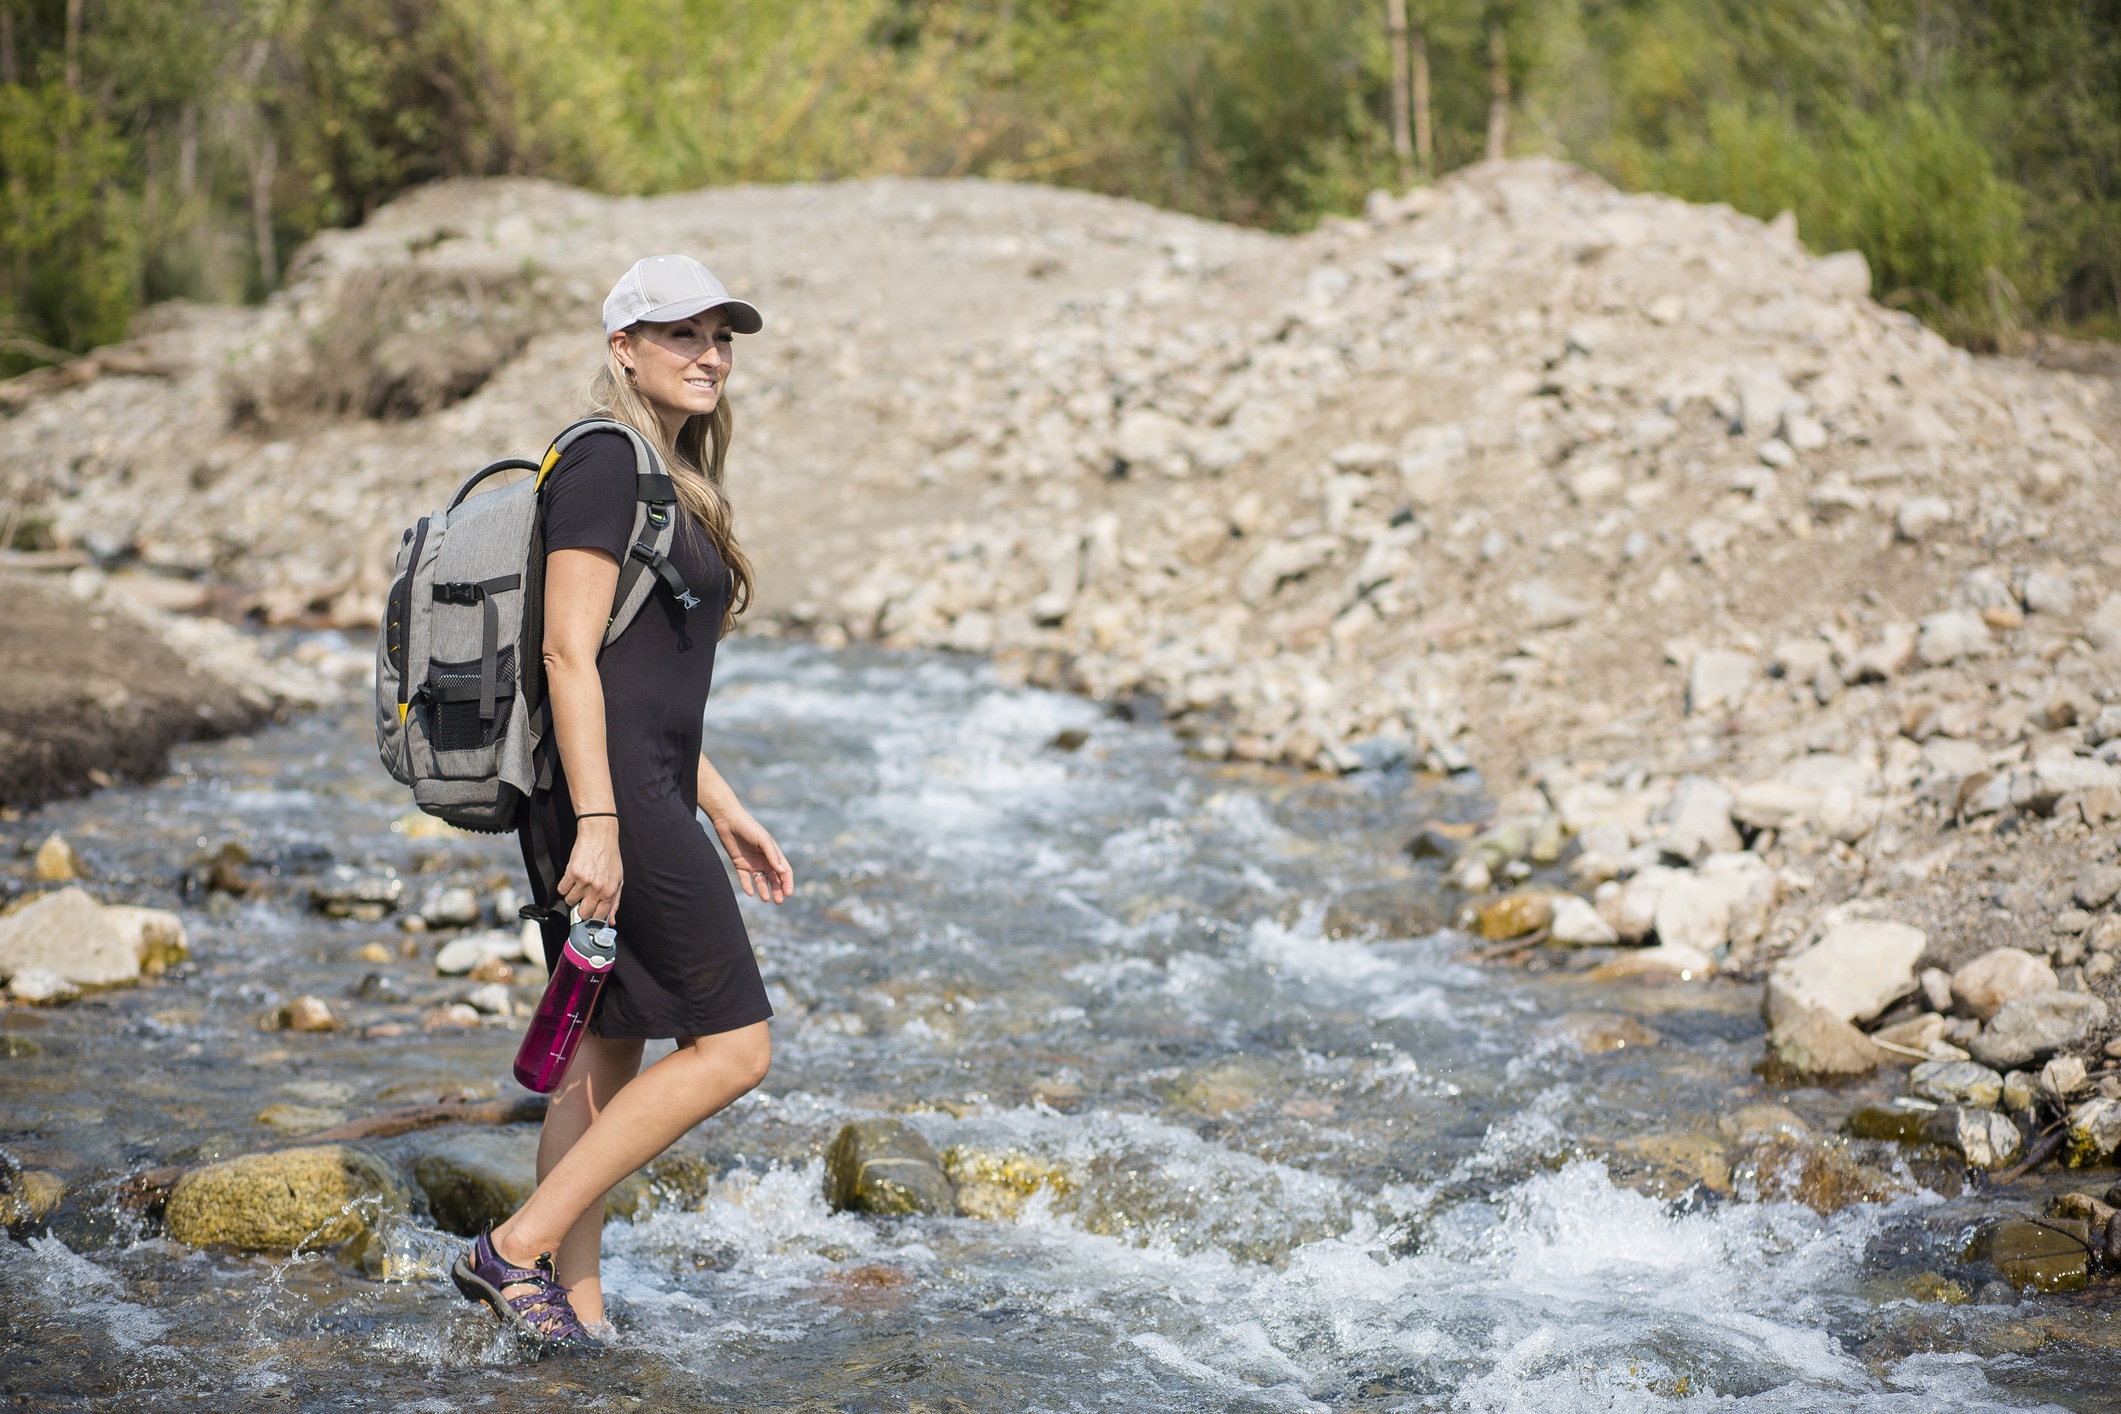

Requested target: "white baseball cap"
[{"left": 602, "top": 254, "right": 763, "bottom": 337}]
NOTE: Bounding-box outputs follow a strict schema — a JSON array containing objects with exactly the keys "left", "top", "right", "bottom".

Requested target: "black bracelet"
[{"left": 576, "top": 812, "right": 618, "bottom": 820}]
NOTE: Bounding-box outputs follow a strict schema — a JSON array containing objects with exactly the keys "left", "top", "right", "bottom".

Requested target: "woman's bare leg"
[
  {"left": 525, "top": 1034, "right": 644, "bottom": 1324},
  {"left": 492, "top": 1021, "right": 771, "bottom": 1321}
]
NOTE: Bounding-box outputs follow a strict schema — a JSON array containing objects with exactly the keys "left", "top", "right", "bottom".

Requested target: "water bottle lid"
[{"left": 564, "top": 918, "right": 618, "bottom": 969}]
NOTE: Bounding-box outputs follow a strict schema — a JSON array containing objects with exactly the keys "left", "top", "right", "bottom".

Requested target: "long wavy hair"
[{"left": 584, "top": 339, "right": 754, "bottom": 636}]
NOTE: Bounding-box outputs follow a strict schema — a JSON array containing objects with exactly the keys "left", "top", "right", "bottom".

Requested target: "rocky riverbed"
[{"left": 6, "top": 641, "right": 2121, "bottom": 1410}]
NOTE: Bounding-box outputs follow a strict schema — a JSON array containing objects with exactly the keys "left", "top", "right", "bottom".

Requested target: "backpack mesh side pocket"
[{"left": 424, "top": 646, "right": 516, "bottom": 759}]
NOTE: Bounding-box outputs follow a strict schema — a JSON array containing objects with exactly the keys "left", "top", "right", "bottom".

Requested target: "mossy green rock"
[
  {"left": 0, "top": 1169, "right": 65, "bottom": 1228},
  {"left": 824, "top": 1119, "right": 956, "bottom": 1216},
  {"left": 1841, "top": 1105, "right": 1932, "bottom": 1145},
  {"left": 166, "top": 1145, "right": 404, "bottom": 1251}
]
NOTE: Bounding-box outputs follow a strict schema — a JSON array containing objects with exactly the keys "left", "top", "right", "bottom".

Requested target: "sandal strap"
[{"left": 501, "top": 1273, "right": 587, "bottom": 1340}]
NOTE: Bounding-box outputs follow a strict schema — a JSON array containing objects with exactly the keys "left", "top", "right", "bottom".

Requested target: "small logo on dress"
[{"left": 677, "top": 590, "right": 701, "bottom": 610}]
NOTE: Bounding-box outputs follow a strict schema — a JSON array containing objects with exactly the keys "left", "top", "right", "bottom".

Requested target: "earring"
[{"left": 623, "top": 365, "right": 638, "bottom": 382}]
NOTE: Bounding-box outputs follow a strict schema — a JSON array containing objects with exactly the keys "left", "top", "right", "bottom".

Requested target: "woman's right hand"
[{"left": 558, "top": 817, "right": 623, "bottom": 922}]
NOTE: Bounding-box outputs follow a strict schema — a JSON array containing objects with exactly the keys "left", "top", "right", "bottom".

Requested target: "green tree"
[{"left": 0, "top": 82, "right": 134, "bottom": 371}]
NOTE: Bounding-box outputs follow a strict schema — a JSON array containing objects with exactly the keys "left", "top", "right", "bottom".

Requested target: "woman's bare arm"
[
  {"left": 544, "top": 547, "right": 624, "bottom": 921},
  {"left": 697, "top": 752, "right": 794, "bottom": 903}
]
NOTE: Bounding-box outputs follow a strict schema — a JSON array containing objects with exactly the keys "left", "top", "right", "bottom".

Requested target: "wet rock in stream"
[
  {"left": 1969, "top": 1218, "right": 2096, "bottom": 1294},
  {"left": 256, "top": 1102, "right": 347, "bottom": 1134},
  {"left": 1542, "top": 1012, "right": 1660, "bottom": 1054},
  {"left": 164, "top": 1145, "right": 405, "bottom": 1252},
  {"left": 308, "top": 867, "right": 403, "bottom": 920},
  {"left": 31, "top": 833, "right": 84, "bottom": 882},
  {"left": 1843, "top": 1103, "right": 1937, "bottom": 1145},
  {"left": 0, "top": 1162, "right": 65, "bottom": 1230},
  {"left": 401, "top": 1126, "right": 699, "bottom": 1235},
  {"left": 824, "top": 1119, "right": 956, "bottom": 1217},
  {"left": 261, "top": 994, "right": 340, "bottom": 1032},
  {"left": 1731, "top": 1136, "right": 1910, "bottom": 1213},
  {"left": 7, "top": 968, "right": 77, "bottom": 1003},
  {"left": 941, "top": 1147, "right": 1076, "bottom": 1221}
]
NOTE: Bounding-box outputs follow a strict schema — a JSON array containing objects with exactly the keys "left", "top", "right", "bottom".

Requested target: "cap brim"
[{"left": 638, "top": 296, "right": 764, "bottom": 335}]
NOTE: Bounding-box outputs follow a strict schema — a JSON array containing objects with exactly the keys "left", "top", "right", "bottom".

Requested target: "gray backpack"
[{"left": 373, "top": 417, "right": 700, "bottom": 837}]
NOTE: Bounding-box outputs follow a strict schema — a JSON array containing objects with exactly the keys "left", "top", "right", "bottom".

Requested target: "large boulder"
[
  {"left": 1766, "top": 1006, "right": 1886, "bottom": 1079},
  {"left": 1764, "top": 920, "right": 1925, "bottom": 1028},
  {"left": 165, "top": 1146, "right": 405, "bottom": 1251},
  {"left": 1970, "top": 991, "right": 2110, "bottom": 1070},
  {"left": 1950, "top": 948, "right": 2057, "bottom": 1021},
  {"left": 0, "top": 887, "right": 140, "bottom": 987},
  {"left": 824, "top": 1119, "right": 956, "bottom": 1217}
]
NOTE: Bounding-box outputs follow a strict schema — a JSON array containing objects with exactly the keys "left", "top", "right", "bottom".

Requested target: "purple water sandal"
[{"left": 451, "top": 1230, "right": 601, "bottom": 1357}]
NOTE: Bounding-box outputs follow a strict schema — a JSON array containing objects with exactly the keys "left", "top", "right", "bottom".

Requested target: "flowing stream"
[{"left": 0, "top": 642, "right": 2108, "bottom": 1410}]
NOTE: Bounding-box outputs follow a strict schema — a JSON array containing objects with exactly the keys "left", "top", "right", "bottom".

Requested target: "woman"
[{"left": 451, "top": 255, "right": 794, "bottom": 1350}]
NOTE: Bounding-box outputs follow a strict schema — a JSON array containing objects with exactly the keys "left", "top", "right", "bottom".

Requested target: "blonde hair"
[{"left": 586, "top": 339, "right": 753, "bottom": 637}]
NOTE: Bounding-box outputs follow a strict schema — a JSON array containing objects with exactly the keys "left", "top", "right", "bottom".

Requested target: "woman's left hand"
[{"left": 712, "top": 808, "right": 795, "bottom": 903}]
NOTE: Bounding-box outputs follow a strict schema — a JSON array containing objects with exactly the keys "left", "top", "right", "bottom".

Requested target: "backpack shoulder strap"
[{"left": 535, "top": 418, "right": 696, "bottom": 645}]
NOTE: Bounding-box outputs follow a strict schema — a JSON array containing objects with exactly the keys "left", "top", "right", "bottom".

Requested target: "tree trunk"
[
  {"left": 63, "top": 0, "right": 82, "bottom": 92},
  {"left": 1486, "top": 17, "right": 1510, "bottom": 162},
  {"left": 178, "top": 104, "right": 198, "bottom": 200},
  {"left": 251, "top": 131, "right": 278, "bottom": 290},
  {"left": 1413, "top": 26, "right": 1432, "bottom": 176},
  {"left": 1386, "top": 0, "right": 1413, "bottom": 187}
]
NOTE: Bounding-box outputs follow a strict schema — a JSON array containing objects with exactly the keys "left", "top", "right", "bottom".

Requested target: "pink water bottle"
[{"left": 512, "top": 918, "right": 617, "bottom": 1093}]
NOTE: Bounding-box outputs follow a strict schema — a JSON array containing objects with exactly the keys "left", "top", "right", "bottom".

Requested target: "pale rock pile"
[
  {"left": 815, "top": 158, "right": 2115, "bottom": 782},
  {"left": 0, "top": 175, "right": 1265, "bottom": 626}
]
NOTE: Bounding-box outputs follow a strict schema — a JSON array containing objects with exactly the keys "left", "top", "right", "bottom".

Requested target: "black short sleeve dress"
[{"left": 516, "top": 429, "right": 773, "bottom": 1040}]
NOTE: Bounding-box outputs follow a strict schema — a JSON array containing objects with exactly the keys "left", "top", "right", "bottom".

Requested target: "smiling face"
[{"left": 612, "top": 307, "right": 738, "bottom": 437}]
